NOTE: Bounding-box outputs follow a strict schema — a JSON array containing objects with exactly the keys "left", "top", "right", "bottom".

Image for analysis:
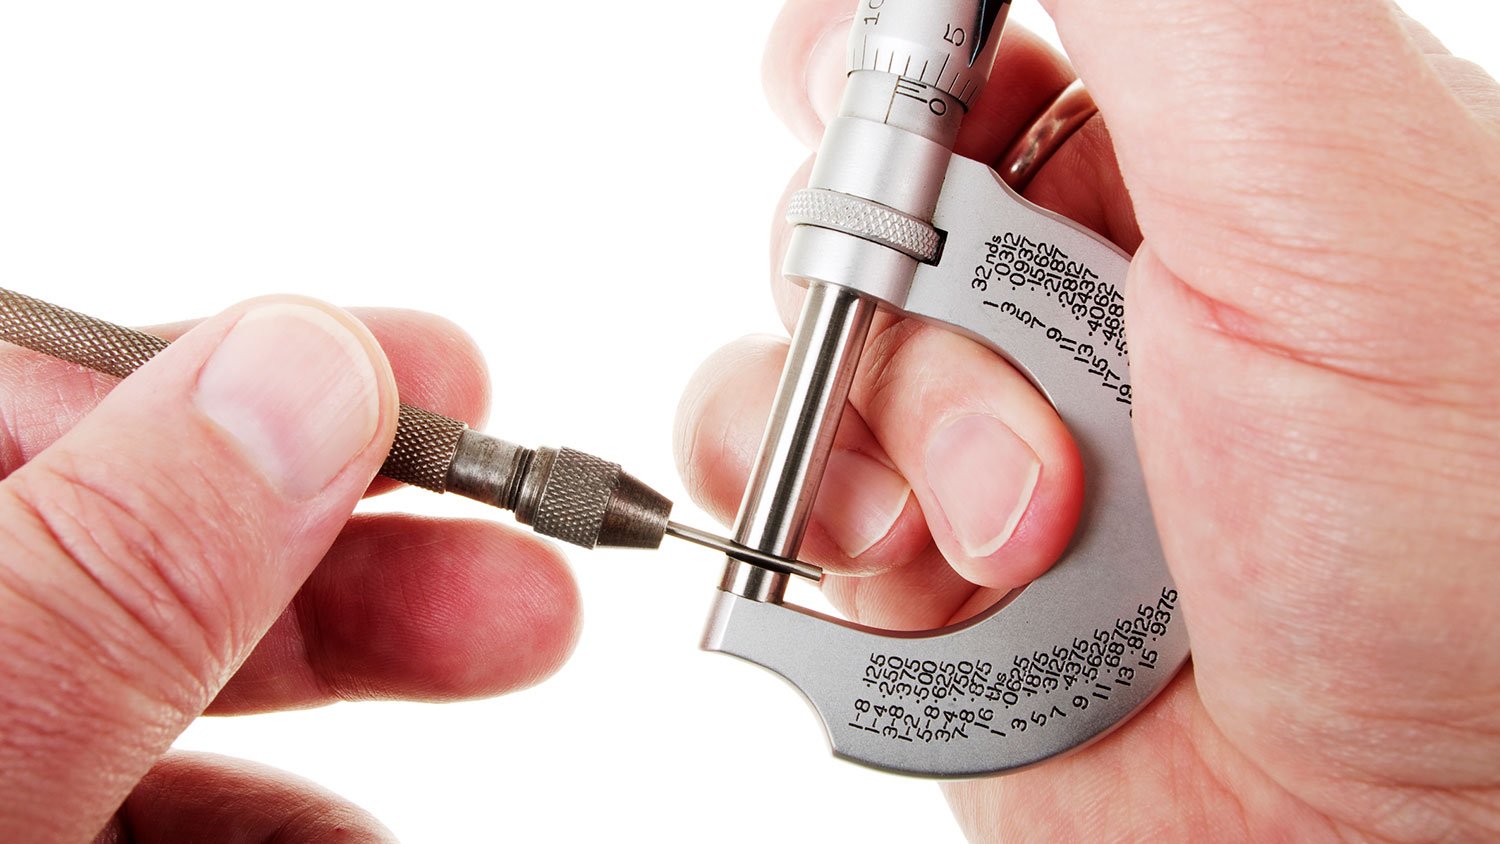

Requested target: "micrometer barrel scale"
[
  {"left": 704, "top": 0, "right": 1191, "bottom": 779},
  {"left": 0, "top": 287, "right": 820, "bottom": 582}
]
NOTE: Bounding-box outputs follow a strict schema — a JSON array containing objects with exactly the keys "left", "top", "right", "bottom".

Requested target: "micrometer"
[{"left": 702, "top": 0, "right": 1191, "bottom": 778}]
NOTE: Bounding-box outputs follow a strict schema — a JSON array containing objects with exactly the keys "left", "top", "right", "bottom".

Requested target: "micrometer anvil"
[{"left": 702, "top": 0, "right": 1191, "bottom": 778}]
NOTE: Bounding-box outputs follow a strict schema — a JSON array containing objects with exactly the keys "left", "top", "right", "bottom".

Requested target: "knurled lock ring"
[{"left": 786, "top": 188, "right": 943, "bottom": 264}]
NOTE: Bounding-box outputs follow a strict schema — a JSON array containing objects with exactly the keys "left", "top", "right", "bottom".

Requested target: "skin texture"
[
  {"left": 674, "top": 0, "right": 1500, "bottom": 840},
  {"left": 0, "top": 304, "right": 580, "bottom": 842}
]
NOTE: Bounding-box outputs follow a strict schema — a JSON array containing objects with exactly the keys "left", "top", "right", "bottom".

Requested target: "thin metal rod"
[{"left": 666, "top": 522, "right": 822, "bottom": 583}]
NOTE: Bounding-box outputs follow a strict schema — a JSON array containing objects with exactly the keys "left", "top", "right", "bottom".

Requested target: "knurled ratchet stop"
[{"left": 0, "top": 0, "right": 1187, "bottom": 781}]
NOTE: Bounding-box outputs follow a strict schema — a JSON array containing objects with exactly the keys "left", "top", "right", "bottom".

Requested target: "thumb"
[{"left": 0, "top": 297, "right": 397, "bottom": 843}]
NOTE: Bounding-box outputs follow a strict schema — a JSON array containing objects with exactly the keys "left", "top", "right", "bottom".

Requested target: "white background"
[{"left": 1, "top": 3, "right": 1493, "bottom": 842}]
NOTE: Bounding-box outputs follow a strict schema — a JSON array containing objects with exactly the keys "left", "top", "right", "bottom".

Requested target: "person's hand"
[
  {"left": 0, "top": 299, "right": 580, "bottom": 842},
  {"left": 675, "top": 0, "right": 1500, "bottom": 838}
]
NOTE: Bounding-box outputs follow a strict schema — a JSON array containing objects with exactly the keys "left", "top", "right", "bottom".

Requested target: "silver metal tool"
[
  {"left": 703, "top": 0, "right": 1190, "bottom": 777},
  {"left": 0, "top": 287, "right": 821, "bottom": 583}
]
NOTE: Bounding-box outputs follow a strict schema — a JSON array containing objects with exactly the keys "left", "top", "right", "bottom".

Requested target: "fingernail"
[
  {"left": 814, "top": 449, "right": 911, "bottom": 558},
  {"left": 807, "top": 18, "right": 852, "bottom": 127},
  {"left": 195, "top": 304, "right": 381, "bottom": 498},
  {"left": 925, "top": 415, "right": 1041, "bottom": 558}
]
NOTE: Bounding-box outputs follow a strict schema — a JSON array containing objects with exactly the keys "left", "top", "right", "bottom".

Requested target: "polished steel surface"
[{"left": 722, "top": 283, "right": 876, "bottom": 603}]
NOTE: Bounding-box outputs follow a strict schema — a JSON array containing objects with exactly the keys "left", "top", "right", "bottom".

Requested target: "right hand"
[{"left": 675, "top": 0, "right": 1500, "bottom": 839}]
